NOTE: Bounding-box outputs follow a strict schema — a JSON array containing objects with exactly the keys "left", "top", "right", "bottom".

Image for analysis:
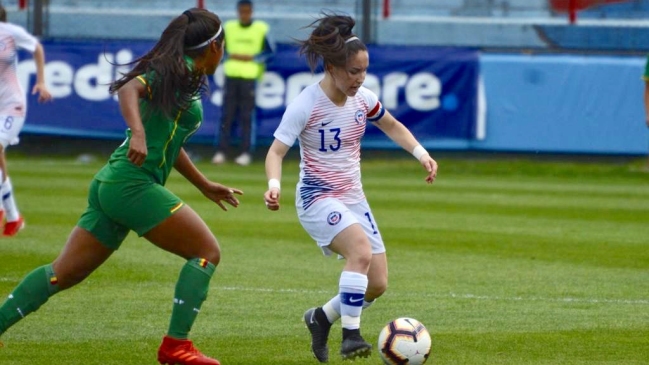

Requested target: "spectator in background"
[
  {"left": 643, "top": 55, "right": 649, "bottom": 170},
  {"left": 211, "top": 0, "right": 273, "bottom": 166},
  {"left": 0, "top": 3, "right": 52, "bottom": 236}
]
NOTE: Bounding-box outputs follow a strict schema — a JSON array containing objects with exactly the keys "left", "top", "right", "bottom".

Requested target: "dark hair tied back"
[
  {"left": 183, "top": 10, "right": 196, "bottom": 23},
  {"left": 109, "top": 8, "right": 223, "bottom": 118},
  {"left": 299, "top": 12, "right": 367, "bottom": 73},
  {"left": 0, "top": 4, "right": 6, "bottom": 23}
]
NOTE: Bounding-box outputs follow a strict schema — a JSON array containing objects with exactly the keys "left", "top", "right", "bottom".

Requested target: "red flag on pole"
[
  {"left": 550, "top": 0, "right": 631, "bottom": 12},
  {"left": 549, "top": 0, "right": 631, "bottom": 24}
]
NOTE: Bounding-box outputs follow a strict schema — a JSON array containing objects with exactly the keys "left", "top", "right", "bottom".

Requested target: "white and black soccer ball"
[{"left": 378, "top": 317, "right": 432, "bottom": 365}]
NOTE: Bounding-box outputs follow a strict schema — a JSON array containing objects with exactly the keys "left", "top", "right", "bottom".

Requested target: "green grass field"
[{"left": 0, "top": 153, "right": 648, "bottom": 365}]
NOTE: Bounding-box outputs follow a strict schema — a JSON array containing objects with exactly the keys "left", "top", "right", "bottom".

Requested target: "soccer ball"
[{"left": 378, "top": 317, "right": 432, "bottom": 365}]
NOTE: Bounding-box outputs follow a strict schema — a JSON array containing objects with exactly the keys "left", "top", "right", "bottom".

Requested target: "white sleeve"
[
  {"left": 8, "top": 24, "right": 38, "bottom": 53},
  {"left": 273, "top": 93, "right": 312, "bottom": 147},
  {"left": 358, "top": 86, "right": 385, "bottom": 122}
]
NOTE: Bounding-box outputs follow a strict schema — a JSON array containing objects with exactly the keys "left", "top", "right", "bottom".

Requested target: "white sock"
[
  {"left": 322, "top": 295, "right": 341, "bottom": 323},
  {"left": 2, "top": 177, "right": 19, "bottom": 222},
  {"left": 322, "top": 296, "right": 375, "bottom": 324},
  {"left": 339, "top": 271, "right": 368, "bottom": 330}
]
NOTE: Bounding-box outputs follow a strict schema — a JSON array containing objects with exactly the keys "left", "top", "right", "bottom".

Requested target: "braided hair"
[{"left": 109, "top": 8, "right": 223, "bottom": 118}]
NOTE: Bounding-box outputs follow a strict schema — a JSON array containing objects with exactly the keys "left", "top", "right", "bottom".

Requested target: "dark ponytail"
[
  {"left": 109, "top": 8, "right": 223, "bottom": 118},
  {"left": 298, "top": 12, "right": 367, "bottom": 73},
  {"left": 0, "top": 3, "right": 6, "bottom": 23}
]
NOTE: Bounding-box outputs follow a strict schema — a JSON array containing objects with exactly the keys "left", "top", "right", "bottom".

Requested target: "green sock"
[
  {"left": 167, "top": 258, "right": 216, "bottom": 339},
  {"left": 0, "top": 264, "right": 60, "bottom": 335}
]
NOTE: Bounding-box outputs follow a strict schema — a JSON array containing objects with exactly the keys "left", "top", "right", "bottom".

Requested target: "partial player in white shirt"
[
  {"left": 263, "top": 13, "right": 437, "bottom": 363},
  {"left": 0, "top": 5, "right": 52, "bottom": 236}
]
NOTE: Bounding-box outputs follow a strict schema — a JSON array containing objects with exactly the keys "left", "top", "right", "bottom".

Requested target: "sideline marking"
[
  {"left": 1, "top": 279, "right": 645, "bottom": 305},
  {"left": 217, "top": 286, "right": 649, "bottom": 305}
]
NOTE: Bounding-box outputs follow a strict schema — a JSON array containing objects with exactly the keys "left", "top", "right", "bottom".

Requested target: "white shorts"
[
  {"left": 0, "top": 115, "right": 24, "bottom": 148},
  {"left": 297, "top": 197, "right": 386, "bottom": 256}
]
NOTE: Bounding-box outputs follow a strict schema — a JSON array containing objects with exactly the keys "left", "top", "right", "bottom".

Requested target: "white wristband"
[
  {"left": 268, "top": 178, "right": 281, "bottom": 191},
  {"left": 411, "top": 145, "right": 429, "bottom": 161}
]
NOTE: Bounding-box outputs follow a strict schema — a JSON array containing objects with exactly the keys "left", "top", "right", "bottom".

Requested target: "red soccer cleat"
[
  {"left": 3, "top": 216, "right": 24, "bottom": 237},
  {"left": 157, "top": 336, "right": 220, "bottom": 365}
]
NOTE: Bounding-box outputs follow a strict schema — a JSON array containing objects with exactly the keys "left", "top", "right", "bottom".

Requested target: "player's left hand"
[
  {"left": 202, "top": 182, "right": 243, "bottom": 211},
  {"left": 420, "top": 155, "right": 438, "bottom": 184},
  {"left": 31, "top": 83, "right": 52, "bottom": 103}
]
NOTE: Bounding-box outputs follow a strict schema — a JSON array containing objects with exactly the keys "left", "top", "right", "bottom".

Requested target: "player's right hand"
[
  {"left": 128, "top": 133, "right": 147, "bottom": 166},
  {"left": 264, "top": 188, "right": 280, "bottom": 211},
  {"left": 32, "top": 83, "right": 52, "bottom": 103}
]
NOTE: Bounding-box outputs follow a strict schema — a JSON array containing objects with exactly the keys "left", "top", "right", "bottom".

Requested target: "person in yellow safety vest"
[{"left": 212, "top": 0, "right": 274, "bottom": 166}]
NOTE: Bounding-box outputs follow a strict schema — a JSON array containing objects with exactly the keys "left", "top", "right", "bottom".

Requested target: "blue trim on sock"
[{"left": 340, "top": 293, "right": 364, "bottom": 307}]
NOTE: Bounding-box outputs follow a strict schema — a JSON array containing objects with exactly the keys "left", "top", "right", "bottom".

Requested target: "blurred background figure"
[
  {"left": 211, "top": 0, "right": 273, "bottom": 166},
  {"left": 0, "top": 1, "right": 51, "bottom": 236}
]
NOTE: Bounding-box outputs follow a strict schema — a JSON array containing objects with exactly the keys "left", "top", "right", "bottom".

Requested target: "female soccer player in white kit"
[
  {"left": 263, "top": 13, "right": 438, "bottom": 363},
  {"left": 0, "top": 5, "right": 52, "bottom": 236}
]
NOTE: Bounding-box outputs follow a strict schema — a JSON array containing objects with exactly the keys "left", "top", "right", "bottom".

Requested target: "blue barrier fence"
[
  {"left": 476, "top": 53, "right": 648, "bottom": 155},
  {"left": 19, "top": 41, "right": 481, "bottom": 147},
  {"left": 16, "top": 40, "right": 649, "bottom": 155}
]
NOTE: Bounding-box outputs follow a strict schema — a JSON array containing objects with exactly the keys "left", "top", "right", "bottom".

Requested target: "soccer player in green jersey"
[{"left": 0, "top": 8, "right": 239, "bottom": 365}]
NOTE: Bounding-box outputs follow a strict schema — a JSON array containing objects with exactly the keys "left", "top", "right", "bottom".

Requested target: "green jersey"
[
  {"left": 644, "top": 55, "right": 649, "bottom": 81},
  {"left": 95, "top": 62, "right": 203, "bottom": 185}
]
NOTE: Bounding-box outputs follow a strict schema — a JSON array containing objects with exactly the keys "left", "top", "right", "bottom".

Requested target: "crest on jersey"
[
  {"left": 327, "top": 211, "right": 342, "bottom": 225},
  {"left": 355, "top": 110, "right": 366, "bottom": 125}
]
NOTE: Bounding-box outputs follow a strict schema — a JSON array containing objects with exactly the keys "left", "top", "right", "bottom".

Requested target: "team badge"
[
  {"left": 355, "top": 110, "right": 366, "bottom": 125},
  {"left": 327, "top": 211, "right": 342, "bottom": 225}
]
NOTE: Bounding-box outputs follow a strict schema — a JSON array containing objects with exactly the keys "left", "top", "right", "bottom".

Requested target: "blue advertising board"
[{"left": 19, "top": 40, "right": 480, "bottom": 147}]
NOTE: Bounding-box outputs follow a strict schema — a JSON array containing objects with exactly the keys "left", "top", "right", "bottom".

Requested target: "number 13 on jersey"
[{"left": 318, "top": 128, "right": 341, "bottom": 152}]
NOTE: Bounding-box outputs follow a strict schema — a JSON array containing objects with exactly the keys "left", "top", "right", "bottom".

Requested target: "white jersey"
[
  {"left": 274, "top": 83, "right": 385, "bottom": 210},
  {"left": 0, "top": 22, "right": 38, "bottom": 117}
]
